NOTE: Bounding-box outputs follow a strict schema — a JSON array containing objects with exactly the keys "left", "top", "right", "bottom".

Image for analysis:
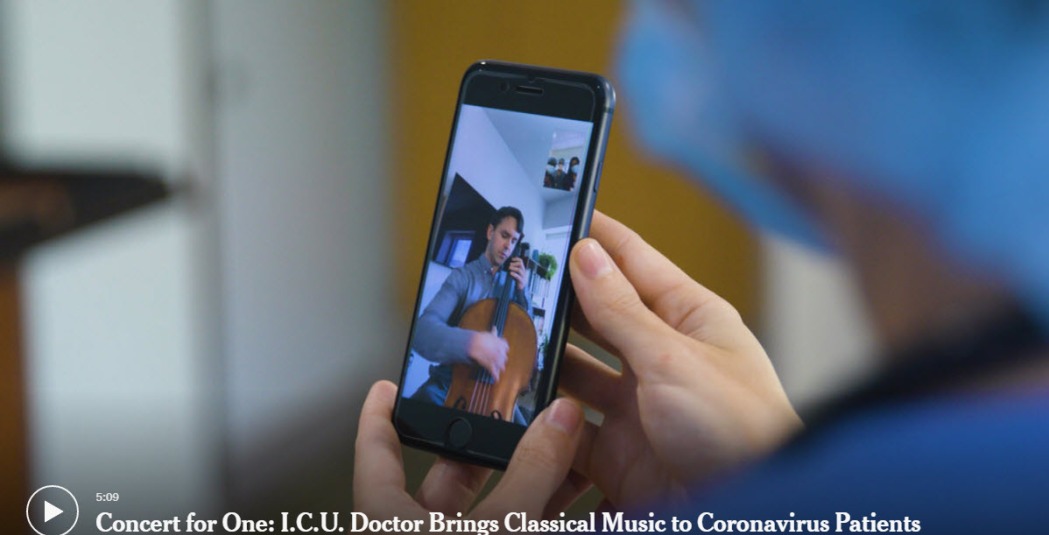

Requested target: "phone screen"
[{"left": 401, "top": 102, "right": 595, "bottom": 426}]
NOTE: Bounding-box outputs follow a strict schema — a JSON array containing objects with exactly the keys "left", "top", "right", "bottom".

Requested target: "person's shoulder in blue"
[{"left": 688, "top": 390, "right": 1049, "bottom": 534}]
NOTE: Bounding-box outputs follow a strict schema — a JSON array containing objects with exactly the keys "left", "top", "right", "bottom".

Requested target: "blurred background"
[{"left": 0, "top": 0, "right": 875, "bottom": 526}]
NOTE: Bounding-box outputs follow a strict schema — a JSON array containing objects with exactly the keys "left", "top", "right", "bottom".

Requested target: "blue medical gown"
[{"left": 671, "top": 391, "right": 1049, "bottom": 534}]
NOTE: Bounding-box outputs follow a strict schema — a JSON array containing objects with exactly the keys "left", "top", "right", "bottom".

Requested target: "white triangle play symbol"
[{"left": 44, "top": 500, "right": 63, "bottom": 523}]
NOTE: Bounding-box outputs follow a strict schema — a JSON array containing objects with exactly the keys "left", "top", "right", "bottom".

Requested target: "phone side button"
[{"left": 445, "top": 417, "right": 472, "bottom": 450}]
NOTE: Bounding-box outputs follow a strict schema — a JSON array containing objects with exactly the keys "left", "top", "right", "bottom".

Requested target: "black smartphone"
[{"left": 393, "top": 61, "right": 614, "bottom": 468}]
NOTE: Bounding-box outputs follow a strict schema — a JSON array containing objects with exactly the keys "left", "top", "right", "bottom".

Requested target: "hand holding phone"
[
  {"left": 355, "top": 381, "right": 586, "bottom": 521},
  {"left": 394, "top": 61, "right": 614, "bottom": 467}
]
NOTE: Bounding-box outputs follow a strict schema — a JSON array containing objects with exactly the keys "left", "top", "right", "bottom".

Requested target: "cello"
[{"left": 445, "top": 240, "right": 538, "bottom": 421}]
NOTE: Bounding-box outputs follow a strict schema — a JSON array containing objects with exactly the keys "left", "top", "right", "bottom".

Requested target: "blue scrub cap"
[{"left": 619, "top": 0, "right": 1049, "bottom": 324}]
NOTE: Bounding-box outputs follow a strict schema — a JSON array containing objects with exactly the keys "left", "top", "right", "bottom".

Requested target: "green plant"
[{"left": 537, "top": 252, "right": 558, "bottom": 280}]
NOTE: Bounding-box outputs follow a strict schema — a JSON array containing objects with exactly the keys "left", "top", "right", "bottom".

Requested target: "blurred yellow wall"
[{"left": 389, "top": 0, "right": 758, "bottom": 322}]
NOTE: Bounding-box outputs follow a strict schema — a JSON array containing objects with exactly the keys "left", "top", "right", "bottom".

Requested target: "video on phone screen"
[{"left": 403, "top": 104, "right": 593, "bottom": 426}]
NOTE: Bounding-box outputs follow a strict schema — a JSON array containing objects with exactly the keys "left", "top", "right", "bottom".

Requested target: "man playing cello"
[{"left": 409, "top": 206, "right": 533, "bottom": 423}]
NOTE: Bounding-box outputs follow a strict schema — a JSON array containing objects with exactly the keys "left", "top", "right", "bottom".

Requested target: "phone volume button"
[{"left": 593, "top": 162, "right": 603, "bottom": 192}]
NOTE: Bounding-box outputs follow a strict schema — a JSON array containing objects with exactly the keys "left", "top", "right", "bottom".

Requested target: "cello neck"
[{"left": 492, "top": 235, "right": 525, "bottom": 337}]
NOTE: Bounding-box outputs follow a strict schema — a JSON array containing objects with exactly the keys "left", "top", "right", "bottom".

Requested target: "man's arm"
[{"left": 411, "top": 269, "right": 475, "bottom": 365}]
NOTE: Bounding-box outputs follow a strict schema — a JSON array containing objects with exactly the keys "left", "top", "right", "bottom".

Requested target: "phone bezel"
[{"left": 393, "top": 60, "right": 615, "bottom": 469}]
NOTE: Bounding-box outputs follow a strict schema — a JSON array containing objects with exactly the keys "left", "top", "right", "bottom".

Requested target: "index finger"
[{"left": 589, "top": 210, "right": 743, "bottom": 344}]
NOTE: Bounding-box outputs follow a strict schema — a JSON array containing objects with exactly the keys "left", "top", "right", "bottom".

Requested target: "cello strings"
[
  {"left": 470, "top": 368, "right": 481, "bottom": 412},
  {"left": 460, "top": 261, "right": 524, "bottom": 418}
]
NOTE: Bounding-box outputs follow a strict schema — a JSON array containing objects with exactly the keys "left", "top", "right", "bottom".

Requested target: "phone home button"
[{"left": 445, "top": 418, "right": 472, "bottom": 450}]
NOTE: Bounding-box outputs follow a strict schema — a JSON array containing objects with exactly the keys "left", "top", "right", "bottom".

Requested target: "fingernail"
[
  {"left": 577, "top": 240, "right": 613, "bottom": 278},
  {"left": 545, "top": 398, "right": 583, "bottom": 434}
]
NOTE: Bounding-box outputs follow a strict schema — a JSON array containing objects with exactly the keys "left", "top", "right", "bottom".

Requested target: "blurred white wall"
[
  {"left": 2, "top": 0, "right": 398, "bottom": 514},
  {"left": 210, "top": 0, "right": 397, "bottom": 507},
  {"left": 2, "top": 0, "right": 219, "bottom": 516}
]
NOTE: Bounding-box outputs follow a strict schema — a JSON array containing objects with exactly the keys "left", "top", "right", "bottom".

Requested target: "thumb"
[
  {"left": 475, "top": 398, "right": 584, "bottom": 516},
  {"left": 570, "top": 239, "right": 678, "bottom": 374}
]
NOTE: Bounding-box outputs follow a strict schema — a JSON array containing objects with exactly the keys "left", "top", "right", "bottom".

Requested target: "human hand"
[
  {"left": 561, "top": 211, "right": 802, "bottom": 509},
  {"left": 508, "top": 257, "right": 529, "bottom": 292},
  {"left": 353, "top": 381, "right": 589, "bottom": 522},
  {"left": 468, "top": 329, "right": 509, "bottom": 380}
]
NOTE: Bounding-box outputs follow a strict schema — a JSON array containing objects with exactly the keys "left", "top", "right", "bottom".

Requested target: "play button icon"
[
  {"left": 26, "top": 485, "right": 78, "bottom": 535},
  {"left": 44, "top": 501, "right": 63, "bottom": 523}
]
